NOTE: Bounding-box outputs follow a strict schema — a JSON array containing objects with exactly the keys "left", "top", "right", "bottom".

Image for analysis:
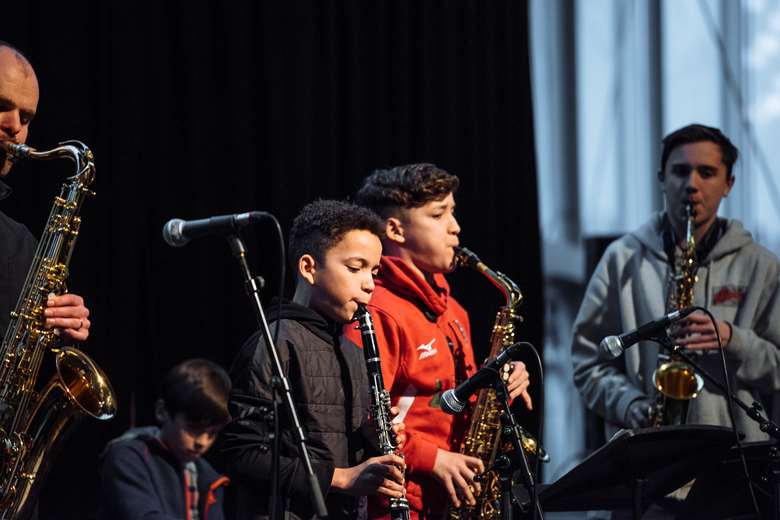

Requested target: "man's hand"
[
  {"left": 432, "top": 448, "right": 484, "bottom": 509},
  {"left": 671, "top": 311, "right": 731, "bottom": 350},
  {"left": 625, "top": 398, "right": 654, "bottom": 429},
  {"left": 44, "top": 293, "right": 90, "bottom": 342},
  {"left": 331, "top": 453, "right": 406, "bottom": 498},
  {"left": 507, "top": 361, "right": 533, "bottom": 410},
  {"left": 389, "top": 406, "right": 406, "bottom": 449}
]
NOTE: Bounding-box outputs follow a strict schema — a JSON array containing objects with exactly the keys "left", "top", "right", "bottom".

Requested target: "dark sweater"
[
  {"left": 98, "top": 427, "right": 229, "bottom": 520},
  {"left": 221, "top": 301, "right": 373, "bottom": 520},
  {"left": 0, "top": 180, "right": 36, "bottom": 337}
]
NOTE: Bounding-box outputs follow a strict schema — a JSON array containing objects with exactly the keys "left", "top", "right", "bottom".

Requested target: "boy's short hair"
[
  {"left": 289, "top": 199, "right": 385, "bottom": 266},
  {"left": 660, "top": 124, "right": 739, "bottom": 179},
  {"left": 355, "top": 163, "right": 460, "bottom": 218},
  {"left": 161, "top": 359, "right": 231, "bottom": 427}
]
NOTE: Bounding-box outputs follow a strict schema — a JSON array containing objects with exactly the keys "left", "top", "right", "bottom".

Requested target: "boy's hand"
[
  {"left": 389, "top": 406, "right": 407, "bottom": 449},
  {"left": 671, "top": 311, "right": 732, "bottom": 350},
  {"left": 331, "top": 454, "right": 406, "bottom": 498},
  {"left": 507, "top": 361, "right": 533, "bottom": 411},
  {"left": 432, "top": 448, "right": 484, "bottom": 509},
  {"left": 44, "top": 293, "right": 91, "bottom": 342}
]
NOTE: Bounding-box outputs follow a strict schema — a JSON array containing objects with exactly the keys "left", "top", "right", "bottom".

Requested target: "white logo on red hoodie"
[{"left": 416, "top": 338, "right": 438, "bottom": 360}]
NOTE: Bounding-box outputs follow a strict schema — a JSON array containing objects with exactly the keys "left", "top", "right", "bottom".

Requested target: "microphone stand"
[
  {"left": 493, "top": 380, "right": 544, "bottom": 520},
  {"left": 226, "top": 234, "right": 329, "bottom": 519},
  {"left": 656, "top": 336, "right": 780, "bottom": 519},
  {"left": 656, "top": 340, "right": 780, "bottom": 440}
]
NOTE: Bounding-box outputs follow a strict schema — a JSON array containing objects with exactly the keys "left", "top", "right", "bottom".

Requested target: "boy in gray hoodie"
[{"left": 572, "top": 123, "right": 780, "bottom": 441}]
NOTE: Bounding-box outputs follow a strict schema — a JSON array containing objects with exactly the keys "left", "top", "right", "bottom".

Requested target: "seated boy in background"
[
  {"left": 99, "top": 358, "right": 231, "bottom": 520},
  {"left": 221, "top": 199, "right": 406, "bottom": 520}
]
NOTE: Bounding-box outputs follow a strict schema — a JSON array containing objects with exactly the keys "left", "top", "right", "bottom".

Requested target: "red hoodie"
[{"left": 344, "top": 256, "right": 477, "bottom": 518}]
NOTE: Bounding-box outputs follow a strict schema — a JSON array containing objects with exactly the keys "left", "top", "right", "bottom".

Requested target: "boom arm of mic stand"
[
  {"left": 227, "top": 234, "right": 329, "bottom": 519},
  {"left": 663, "top": 344, "right": 780, "bottom": 439}
]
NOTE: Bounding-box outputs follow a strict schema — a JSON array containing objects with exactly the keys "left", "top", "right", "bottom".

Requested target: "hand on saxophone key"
[
  {"left": 670, "top": 311, "right": 732, "bottom": 350},
  {"left": 44, "top": 293, "right": 91, "bottom": 342},
  {"left": 507, "top": 361, "right": 533, "bottom": 411},
  {"left": 433, "top": 448, "right": 484, "bottom": 508}
]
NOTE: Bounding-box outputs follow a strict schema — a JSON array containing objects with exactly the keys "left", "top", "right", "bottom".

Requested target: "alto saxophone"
[
  {"left": 353, "top": 304, "right": 410, "bottom": 520},
  {"left": 449, "top": 247, "right": 547, "bottom": 520},
  {"left": 651, "top": 202, "right": 703, "bottom": 426},
  {"left": 0, "top": 141, "right": 117, "bottom": 519}
]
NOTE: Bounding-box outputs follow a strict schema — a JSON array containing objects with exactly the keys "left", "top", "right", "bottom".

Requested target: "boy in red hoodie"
[{"left": 346, "top": 164, "right": 533, "bottom": 519}]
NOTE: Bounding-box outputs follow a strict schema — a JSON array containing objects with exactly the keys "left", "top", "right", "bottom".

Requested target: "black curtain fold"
[{"left": 2, "top": 1, "right": 542, "bottom": 516}]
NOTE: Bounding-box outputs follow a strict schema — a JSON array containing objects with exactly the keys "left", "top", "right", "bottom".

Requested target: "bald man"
[{"left": 0, "top": 41, "right": 92, "bottom": 341}]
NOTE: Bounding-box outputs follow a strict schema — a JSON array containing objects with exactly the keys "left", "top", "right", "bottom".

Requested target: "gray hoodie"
[{"left": 572, "top": 213, "right": 780, "bottom": 440}]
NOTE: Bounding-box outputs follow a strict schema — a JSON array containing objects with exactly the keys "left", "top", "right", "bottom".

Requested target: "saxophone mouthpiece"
[
  {"left": 454, "top": 246, "right": 481, "bottom": 269},
  {"left": 0, "top": 141, "right": 32, "bottom": 159}
]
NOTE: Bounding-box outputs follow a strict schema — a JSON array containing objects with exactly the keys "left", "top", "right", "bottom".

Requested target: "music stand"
[
  {"left": 538, "top": 425, "right": 735, "bottom": 519},
  {"left": 682, "top": 440, "right": 779, "bottom": 519}
]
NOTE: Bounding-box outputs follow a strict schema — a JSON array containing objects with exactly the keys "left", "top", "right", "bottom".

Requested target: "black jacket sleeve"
[{"left": 221, "top": 331, "right": 335, "bottom": 514}]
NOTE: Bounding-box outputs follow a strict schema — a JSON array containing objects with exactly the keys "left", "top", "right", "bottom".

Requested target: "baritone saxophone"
[{"left": 0, "top": 141, "right": 117, "bottom": 520}]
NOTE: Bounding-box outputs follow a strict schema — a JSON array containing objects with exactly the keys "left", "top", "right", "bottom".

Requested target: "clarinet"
[{"left": 353, "top": 304, "right": 410, "bottom": 520}]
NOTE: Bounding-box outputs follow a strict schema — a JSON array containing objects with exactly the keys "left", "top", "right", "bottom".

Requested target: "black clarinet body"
[{"left": 354, "top": 304, "right": 411, "bottom": 520}]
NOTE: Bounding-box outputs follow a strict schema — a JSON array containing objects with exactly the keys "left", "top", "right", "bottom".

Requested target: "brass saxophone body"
[
  {"left": 0, "top": 141, "right": 117, "bottom": 519},
  {"left": 448, "top": 247, "right": 547, "bottom": 520},
  {"left": 651, "top": 203, "right": 703, "bottom": 426}
]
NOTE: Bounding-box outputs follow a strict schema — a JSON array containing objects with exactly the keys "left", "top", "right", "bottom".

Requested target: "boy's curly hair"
[
  {"left": 355, "top": 163, "right": 459, "bottom": 218},
  {"left": 289, "top": 199, "right": 384, "bottom": 265}
]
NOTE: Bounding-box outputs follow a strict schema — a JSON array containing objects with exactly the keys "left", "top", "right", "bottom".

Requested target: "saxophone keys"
[{"left": 18, "top": 472, "right": 35, "bottom": 482}]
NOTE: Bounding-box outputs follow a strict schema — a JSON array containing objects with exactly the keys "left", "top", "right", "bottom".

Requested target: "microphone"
[
  {"left": 599, "top": 307, "right": 697, "bottom": 359},
  {"left": 440, "top": 343, "right": 523, "bottom": 415},
  {"left": 162, "top": 211, "right": 266, "bottom": 247}
]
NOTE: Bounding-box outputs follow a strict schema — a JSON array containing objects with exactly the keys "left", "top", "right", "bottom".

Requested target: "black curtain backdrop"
[{"left": 2, "top": 1, "right": 542, "bottom": 517}]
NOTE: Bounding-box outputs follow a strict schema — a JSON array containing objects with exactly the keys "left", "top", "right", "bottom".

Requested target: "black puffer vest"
[{"left": 222, "top": 301, "right": 371, "bottom": 520}]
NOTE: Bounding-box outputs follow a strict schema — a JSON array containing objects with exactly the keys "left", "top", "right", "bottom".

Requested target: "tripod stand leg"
[
  {"left": 633, "top": 478, "right": 646, "bottom": 520},
  {"left": 769, "top": 447, "right": 780, "bottom": 520}
]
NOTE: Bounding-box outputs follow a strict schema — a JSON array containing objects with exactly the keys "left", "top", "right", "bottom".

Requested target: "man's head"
[
  {"left": 0, "top": 41, "right": 39, "bottom": 177},
  {"left": 658, "top": 124, "right": 737, "bottom": 234},
  {"left": 289, "top": 199, "right": 384, "bottom": 323},
  {"left": 155, "top": 359, "right": 231, "bottom": 464},
  {"left": 355, "top": 163, "right": 461, "bottom": 274}
]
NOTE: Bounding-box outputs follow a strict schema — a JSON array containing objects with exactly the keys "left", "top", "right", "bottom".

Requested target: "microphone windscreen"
[
  {"left": 440, "top": 389, "right": 466, "bottom": 415},
  {"left": 162, "top": 219, "right": 186, "bottom": 247},
  {"left": 600, "top": 335, "right": 624, "bottom": 359}
]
